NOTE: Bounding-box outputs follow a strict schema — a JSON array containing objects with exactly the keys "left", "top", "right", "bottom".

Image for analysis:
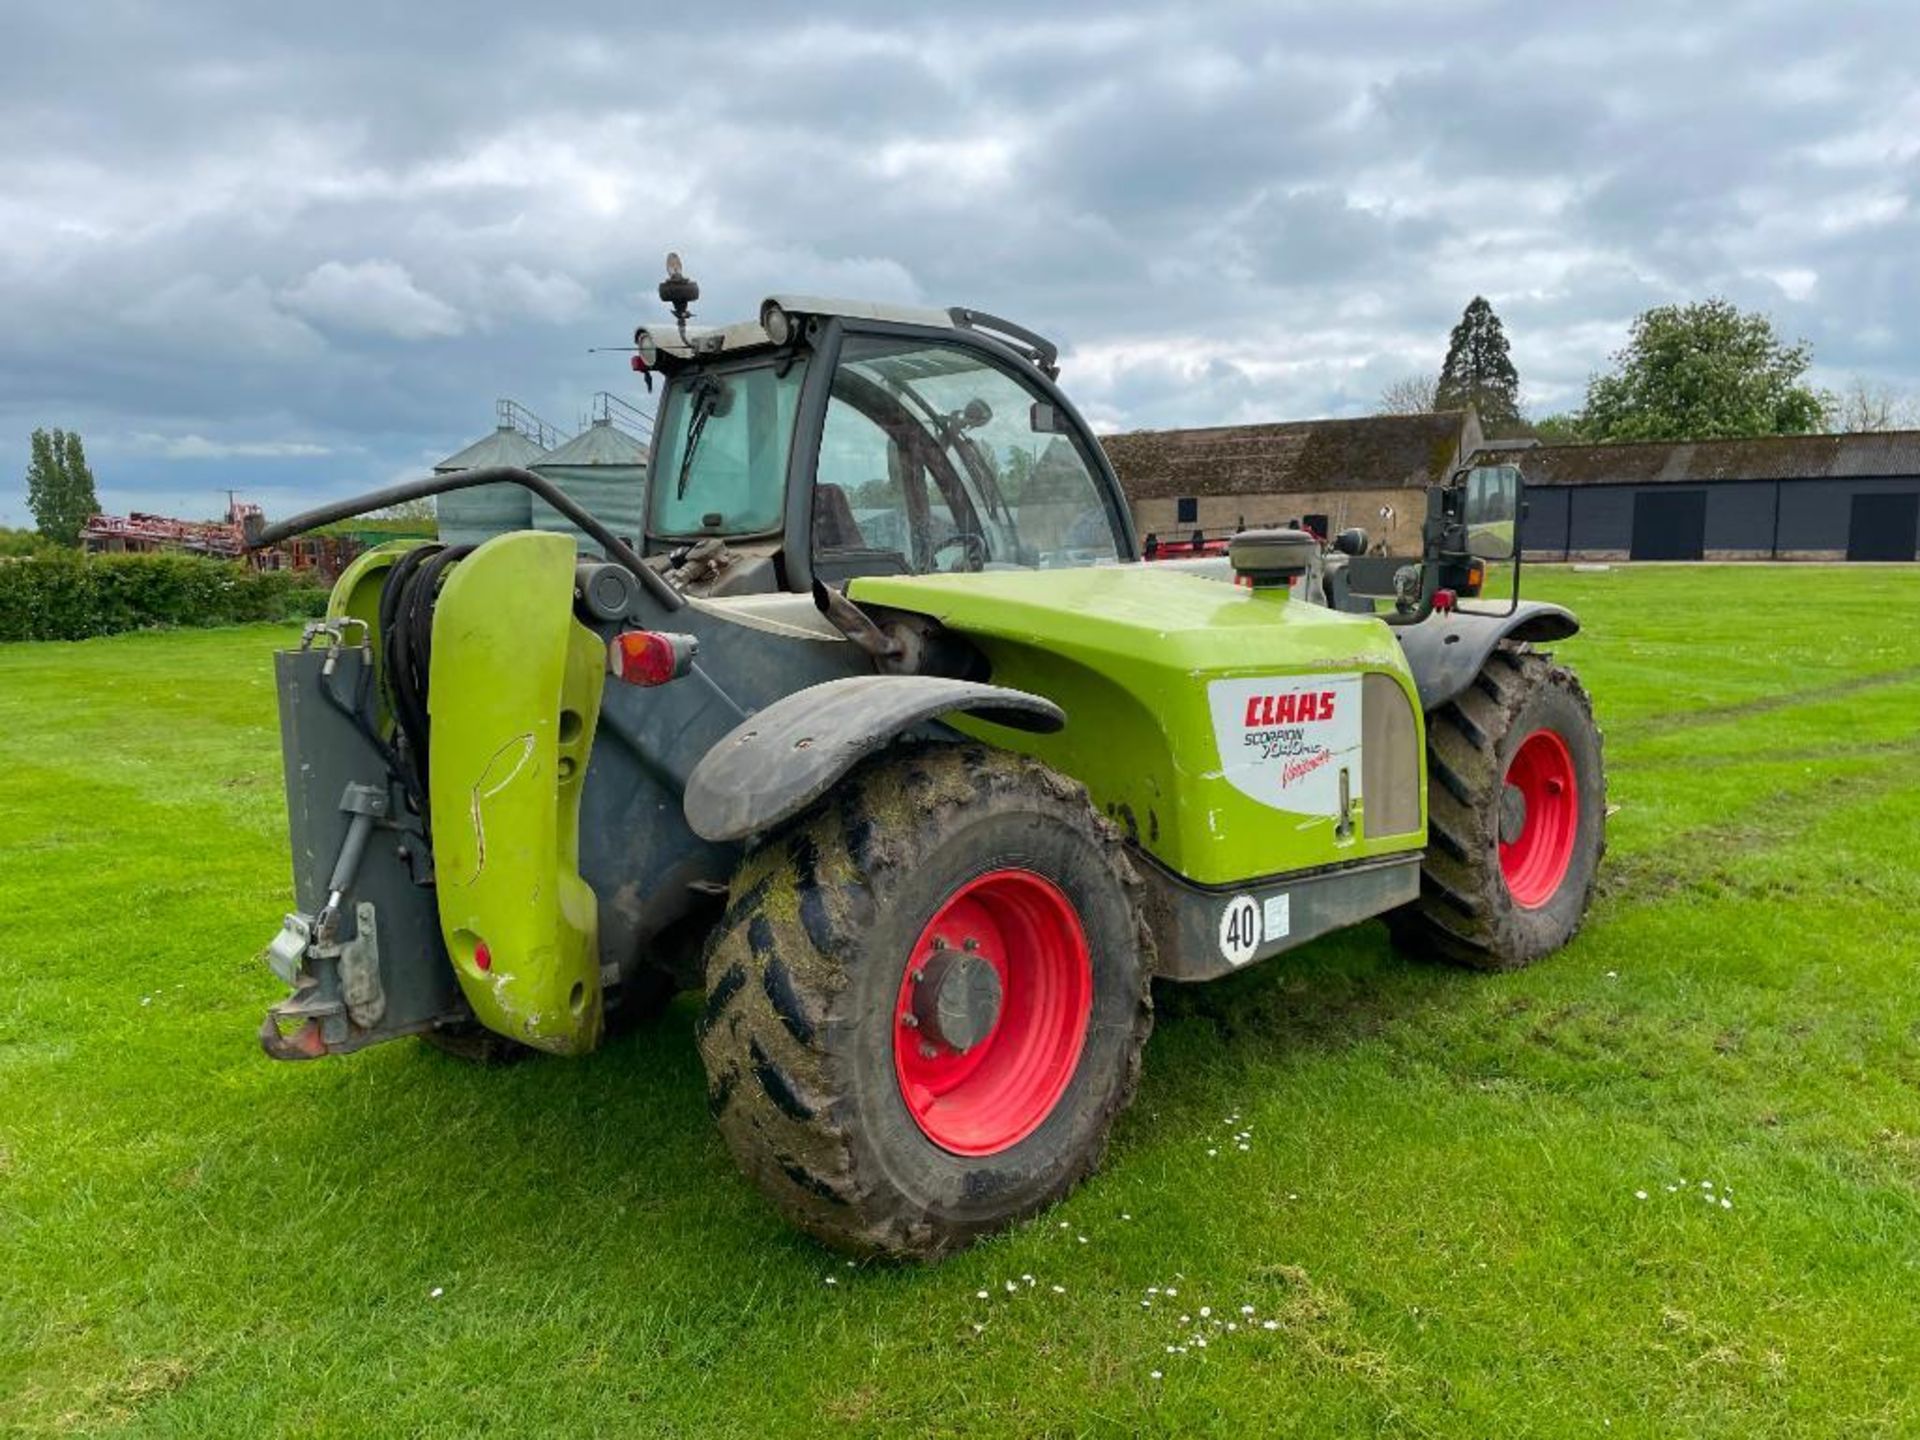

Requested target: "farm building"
[
  {"left": 1099, "top": 410, "right": 1484, "bottom": 555},
  {"left": 531, "top": 416, "right": 649, "bottom": 554},
  {"left": 432, "top": 401, "right": 556, "bottom": 546},
  {"left": 1494, "top": 432, "right": 1920, "bottom": 562}
]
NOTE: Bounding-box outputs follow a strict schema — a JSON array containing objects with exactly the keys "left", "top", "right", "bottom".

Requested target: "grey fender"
[
  {"left": 1394, "top": 601, "right": 1580, "bottom": 711},
  {"left": 683, "top": 675, "right": 1066, "bottom": 843}
]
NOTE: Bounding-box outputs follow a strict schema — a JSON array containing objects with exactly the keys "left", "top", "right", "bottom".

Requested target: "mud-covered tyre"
[
  {"left": 1389, "top": 645, "right": 1605, "bottom": 970},
  {"left": 420, "top": 965, "right": 678, "bottom": 1065},
  {"left": 697, "top": 742, "right": 1155, "bottom": 1259}
]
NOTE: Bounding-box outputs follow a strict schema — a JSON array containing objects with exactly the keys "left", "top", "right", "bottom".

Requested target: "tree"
[
  {"left": 1376, "top": 374, "right": 1438, "bottom": 415},
  {"left": 372, "top": 496, "right": 438, "bottom": 522},
  {"left": 24, "top": 427, "right": 100, "bottom": 547},
  {"left": 1577, "top": 299, "right": 1827, "bottom": 443},
  {"left": 1827, "top": 375, "right": 1918, "bottom": 433},
  {"left": 1434, "top": 297, "right": 1522, "bottom": 434},
  {"left": 1529, "top": 413, "right": 1589, "bottom": 444}
]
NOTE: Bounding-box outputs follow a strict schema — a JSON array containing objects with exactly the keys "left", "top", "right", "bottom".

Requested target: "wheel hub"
[
  {"left": 1498, "top": 728, "right": 1579, "bottom": 910},
  {"left": 912, "top": 944, "right": 1003, "bottom": 1053},
  {"left": 892, "top": 868, "right": 1094, "bottom": 1157}
]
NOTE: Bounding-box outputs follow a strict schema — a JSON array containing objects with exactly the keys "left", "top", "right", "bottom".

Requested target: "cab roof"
[{"left": 637, "top": 297, "right": 1059, "bottom": 378}]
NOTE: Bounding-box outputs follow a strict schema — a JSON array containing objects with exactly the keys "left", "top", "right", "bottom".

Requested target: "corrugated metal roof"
[
  {"left": 1494, "top": 431, "right": 1920, "bottom": 487},
  {"left": 535, "top": 418, "right": 649, "bottom": 468},
  {"left": 433, "top": 424, "right": 551, "bottom": 473},
  {"left": 1101, "top": 411, "right": 1476, "bottom": 501}
]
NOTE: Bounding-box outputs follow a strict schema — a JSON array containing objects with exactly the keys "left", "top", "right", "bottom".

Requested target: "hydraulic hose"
[{"left": 250, "top": 465, "right": 685, "bottom": 612}]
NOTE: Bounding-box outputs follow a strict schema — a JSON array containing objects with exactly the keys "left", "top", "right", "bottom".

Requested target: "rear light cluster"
[{"left": 608, "top": 629, "right": 698, "bottom": 686}]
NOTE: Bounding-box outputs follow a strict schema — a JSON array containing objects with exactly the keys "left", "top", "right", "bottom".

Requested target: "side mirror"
[{"left": 1462, "top": 464, "right": 1521, "bottom": 561}]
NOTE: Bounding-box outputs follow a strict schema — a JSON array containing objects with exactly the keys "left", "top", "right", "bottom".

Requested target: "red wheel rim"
[
  {"left": 892, "top": 868, "right": 1093, "bottom": 1157},
  {"left": 1499, "top": 729, "right": 1579, "bottom": 909}
]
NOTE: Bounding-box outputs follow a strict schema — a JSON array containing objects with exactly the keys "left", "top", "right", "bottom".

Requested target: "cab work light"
[{"left": 608, "top": 629, "right": 698, "bottom": 686}]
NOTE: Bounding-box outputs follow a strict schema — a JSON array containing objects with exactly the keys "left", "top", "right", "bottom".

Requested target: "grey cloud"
[
  {"left": 3, "top": 0, "right": 1919, "bottom": 525},
  {"left": 282, "top": 260, "right": 467, "bottom": 339},
  {"left": 1236, "top": 188, "right": 1442, "bottom": 287}
]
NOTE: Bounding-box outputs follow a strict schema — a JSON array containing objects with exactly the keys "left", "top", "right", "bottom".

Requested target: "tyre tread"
[{"left": 696, "top": 742, "right": 1155, "bottom": 1257}]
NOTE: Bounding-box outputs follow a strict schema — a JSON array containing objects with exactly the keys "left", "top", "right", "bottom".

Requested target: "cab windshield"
[{"left": 648, "top": 357, "right": 809, "bottom": 539}]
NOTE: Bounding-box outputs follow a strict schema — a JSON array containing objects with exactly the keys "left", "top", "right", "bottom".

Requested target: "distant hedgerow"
[{"left": 0, "top": 552, "right": 328, "bottom": 642}]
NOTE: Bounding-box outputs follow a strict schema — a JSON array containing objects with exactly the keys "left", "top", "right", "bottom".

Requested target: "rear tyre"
[
  {"left": 698, "top": 743, "right": 1155, "bottom": 1258},
  {"left": 1389, "top": 645, "right": 1606, "bottom": 970}
]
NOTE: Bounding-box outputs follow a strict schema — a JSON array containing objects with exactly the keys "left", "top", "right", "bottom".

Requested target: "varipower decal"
[{"left": 1207, "top": 673, "right": 1362, "bottom": 816}]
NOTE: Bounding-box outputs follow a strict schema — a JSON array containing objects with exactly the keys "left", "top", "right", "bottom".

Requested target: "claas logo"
[{"left": 1243, "top": 690, "right": 1337, "bottom": 727}]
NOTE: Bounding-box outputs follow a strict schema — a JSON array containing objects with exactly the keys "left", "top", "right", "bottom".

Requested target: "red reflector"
[
  {"left": 474, "top": 942, "right": 491, "bottom": 972},
  {"left": 1434, "top": 588, "right": 1457, "bottom": 612},
  {"left": 630, "top": 355, "right": 648, "bottom": 372},
  {"left": 609, "top": 630, "right": 694, "bottom": 686}
]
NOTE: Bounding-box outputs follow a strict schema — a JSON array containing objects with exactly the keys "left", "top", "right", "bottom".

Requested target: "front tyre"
[
  {"left": 697, "top": 743, "right": 1154, "bottom": 1258},
  {"left": 1391, "top": 645, "right": 1606, "bottom": 970}
]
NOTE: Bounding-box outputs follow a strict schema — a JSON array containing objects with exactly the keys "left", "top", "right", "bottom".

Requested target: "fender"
[
  {"left": 1394, "top": 601, "right": 1580, "bottom": 711},
  {"left": 683, "top": 675, "right": 1065, "bottom": 843},
  {"left": 428, "top": 531, "right": 607, "bottom": 1055}
]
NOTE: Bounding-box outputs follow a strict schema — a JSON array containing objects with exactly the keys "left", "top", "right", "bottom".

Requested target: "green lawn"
[{"left": 2, "top": 565, "right": 1918, "bottom": 1437}]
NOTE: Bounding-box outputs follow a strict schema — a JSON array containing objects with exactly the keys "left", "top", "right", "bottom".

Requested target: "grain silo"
[
  {"left": 433, "top": 401, "right": 557, "bottom": 546},
  {"left": 531, "top": 395, "right": 651, "bottom": 554}
]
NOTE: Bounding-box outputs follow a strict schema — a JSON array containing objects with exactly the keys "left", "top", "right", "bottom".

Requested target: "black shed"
[{"left": 1486, "top": 432, "right": 1920, "bottom": 562}]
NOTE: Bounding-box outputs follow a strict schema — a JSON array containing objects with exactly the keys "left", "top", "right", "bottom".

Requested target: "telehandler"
[{"left": 253, "top": 259, "right": 1604, "bottom": 1257}]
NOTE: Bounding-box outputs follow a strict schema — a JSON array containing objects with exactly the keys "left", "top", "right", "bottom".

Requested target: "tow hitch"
[{"left": 260, "top": 900, "right": 384, "bottom": 1059}]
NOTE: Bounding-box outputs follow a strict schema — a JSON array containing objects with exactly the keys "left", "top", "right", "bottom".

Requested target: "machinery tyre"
[
  {"left": 1390, "top": 644, "right": 1605, "bottom": 970},
  {"left": 698, "top": 742, "right": 1154, "bottom": 1258}
]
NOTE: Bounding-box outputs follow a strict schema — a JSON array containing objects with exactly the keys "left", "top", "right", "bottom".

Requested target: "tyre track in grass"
[
  {"left": 1613, "top": 665, "right": 1920, "bottom": 740},
  {"left": 1595, "top": 740, "right": 1920, "bottom": 907}
]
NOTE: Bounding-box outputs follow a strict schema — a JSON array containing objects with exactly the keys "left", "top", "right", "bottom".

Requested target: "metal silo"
[
  {"left": 532, "top": 394, "right": 652, "bottom": 554},
  {"left": 433, "top": 401, "right": 558, "bottom": 546}
]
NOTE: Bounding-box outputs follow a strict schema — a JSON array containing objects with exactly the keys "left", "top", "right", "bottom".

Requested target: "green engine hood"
[{"left": 849, "top": 566, "right": 1425, "bottom": 886}]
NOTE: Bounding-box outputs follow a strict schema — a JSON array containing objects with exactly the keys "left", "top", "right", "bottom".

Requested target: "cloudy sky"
[{"left": 4, "top": 0, "right": 1917, "bottom": 524}]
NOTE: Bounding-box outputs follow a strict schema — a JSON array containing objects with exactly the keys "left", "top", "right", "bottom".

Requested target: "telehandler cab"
[{"left": 253, "top": 259, "right": 1605, "bottom": 1257}]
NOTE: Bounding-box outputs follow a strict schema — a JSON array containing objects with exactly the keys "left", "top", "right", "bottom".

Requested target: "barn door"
[
  {"left": 1630, "top": 489, "right": 1706, "bottom": 561},
  {"left": 1846, "top": 493, "right": 1919, "bottom": 562}
]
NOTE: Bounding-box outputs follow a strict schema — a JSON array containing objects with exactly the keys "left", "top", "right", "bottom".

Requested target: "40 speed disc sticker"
[
  {"left": 1218, "top": 894, "right": 1261, "bottom": 967},
  {"left": 1218, "top": 892, "right": 1290, "bottom": 967},
  {"left": 1208, "top": 672, "right": 1362, "bottom": 816}
]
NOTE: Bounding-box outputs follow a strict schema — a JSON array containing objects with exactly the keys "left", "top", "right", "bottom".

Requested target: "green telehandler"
[{"left": 253, "top": 259, "right": 1604, "bottom": 1258}]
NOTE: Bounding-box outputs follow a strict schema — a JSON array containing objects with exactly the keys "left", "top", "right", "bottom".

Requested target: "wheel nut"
[
  {"left": 962, "top": 936, "right": 979, "bottom": 953},
  {"left": 900, "top": 1012, "right": 918, "bottom": 1028},
  {"left": 919, "top": 1043, "right": 938, "bottom": 1060}
]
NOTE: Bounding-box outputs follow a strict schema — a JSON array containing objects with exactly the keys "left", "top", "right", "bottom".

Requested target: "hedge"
[{"left": 0, "top": 553, "right": 329, "bottom": 642}]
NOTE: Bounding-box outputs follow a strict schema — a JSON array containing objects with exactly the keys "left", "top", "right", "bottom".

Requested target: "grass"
[{"left": 2, "top": 564, "right": 1918, "bottom": 1437}]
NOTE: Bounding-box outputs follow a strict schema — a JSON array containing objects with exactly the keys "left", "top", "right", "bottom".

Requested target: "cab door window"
[{"left": 812, "top": 335, "right": 1125, "bottom": 575}]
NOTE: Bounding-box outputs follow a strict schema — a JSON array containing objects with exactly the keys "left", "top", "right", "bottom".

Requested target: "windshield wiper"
[{"left": 675, "top": 375, "right": 726, "bottom": 500}]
